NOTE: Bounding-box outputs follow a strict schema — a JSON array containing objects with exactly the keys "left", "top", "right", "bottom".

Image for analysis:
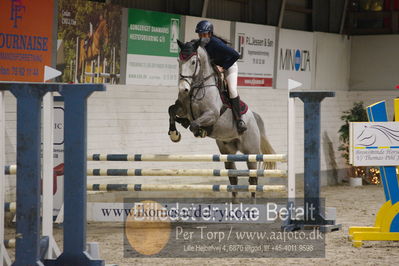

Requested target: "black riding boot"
[{"left": 230, "top": 96, "right": 247, "bottom": 134}]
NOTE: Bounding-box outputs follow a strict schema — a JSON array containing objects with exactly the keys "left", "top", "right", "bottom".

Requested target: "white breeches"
[{"left": 225, "top": 62, "right": 238, "bottom": 99}]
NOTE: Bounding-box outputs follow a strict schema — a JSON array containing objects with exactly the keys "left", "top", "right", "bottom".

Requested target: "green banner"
[{"left": 128, "top": 9, "right": 180, "bottom": 57}]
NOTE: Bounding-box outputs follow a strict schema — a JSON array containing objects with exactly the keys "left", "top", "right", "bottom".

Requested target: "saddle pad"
[{"left": 219, "top": 91, "right": 249, "bottom": 115}]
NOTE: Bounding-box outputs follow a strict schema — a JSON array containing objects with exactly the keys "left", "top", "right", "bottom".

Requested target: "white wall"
[
  {"left": 314, "top": 32, "right": 351, "bottom": 91},
  {"left": 350, "top": 35, "right": 399, "bottom": 90},
  {"left": 184, "top": 16, "right": 231, "bottom": 42}
]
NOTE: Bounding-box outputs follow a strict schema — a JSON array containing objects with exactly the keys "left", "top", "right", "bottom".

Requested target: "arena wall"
[{"left": 2, "top": 33, "right": 398, "bottom": 199}]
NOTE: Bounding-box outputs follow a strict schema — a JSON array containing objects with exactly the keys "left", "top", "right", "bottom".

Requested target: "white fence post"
[{"left": 0, "top": 91, "right": 11, "bottom": 266}]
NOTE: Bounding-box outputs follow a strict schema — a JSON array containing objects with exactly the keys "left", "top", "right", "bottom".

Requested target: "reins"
[{"left": 179, "top": 51, "right": 217, "bottom": 120}]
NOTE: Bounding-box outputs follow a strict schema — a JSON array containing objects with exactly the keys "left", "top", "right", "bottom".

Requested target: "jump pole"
[
  {"left": 3, "top": 202, "right": 16, "bottom": 213},
  {"left": 86, "top": 168, "right": 287, "bottom": 177},
  {"left": 87, "top": 184, "right": 286, "bottom": 193},
  {"left": 0, "top": 90, "right": 11, "bottom": 266},
  {"left": 5, "top": 166, "right": 287, "bottom": 177},
  {"left": 87, "top": 154, "right": 287, "bottom": 162}
]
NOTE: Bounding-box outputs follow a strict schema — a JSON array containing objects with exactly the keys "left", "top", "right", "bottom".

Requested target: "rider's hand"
[{"left": 216, "top": 66, "right": 224, "bottom": 73}]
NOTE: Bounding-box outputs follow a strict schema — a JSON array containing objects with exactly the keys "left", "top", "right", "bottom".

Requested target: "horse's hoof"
[
  {"left": 199, "top": 128, "right": 207, "bottom": 138},
  {"left": 168, "top": 130, "right": 181, "bottom": 142},
  {"left": 193, "top": 128, "right": 207, "bottom": 138}
]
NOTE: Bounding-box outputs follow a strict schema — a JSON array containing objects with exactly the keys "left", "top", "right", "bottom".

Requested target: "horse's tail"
[{"left": 253, "top": 112, "right": 276, "bottom": 169}]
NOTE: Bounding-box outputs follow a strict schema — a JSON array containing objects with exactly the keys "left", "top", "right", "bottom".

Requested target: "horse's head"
[
  {"left": 94, "top": 17, "right": 109, "bottom": 47},
  {"left": 356, "top": 126, "right": 377, "bottom": 146},
  {"left": 177, "top": 39, "right": 201, "bottom": 94}
]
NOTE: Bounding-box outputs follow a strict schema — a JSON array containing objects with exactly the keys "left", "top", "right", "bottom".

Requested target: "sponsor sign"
[
  {"left": 276, "top": 29, "right": 314, "bottom": 89},
  {"left": 0, "top": 0, "right": 54, "bottom": 81},
  {"left": 57, "top": 0, "right": 122, "bottom": 83},
  {"left": 126, "top": 9, "right": 180, "bottom": 86},
  {"left": 234, "top": 22, "right": 275, "bottom": 88},
  {"left": 350, "top": 122, "right": 399, "bottom": 166}
]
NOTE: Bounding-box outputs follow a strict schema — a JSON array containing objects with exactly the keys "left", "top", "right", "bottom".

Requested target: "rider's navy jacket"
[{"left": 204, "top": 36, "right": 240, "bottom": 70}]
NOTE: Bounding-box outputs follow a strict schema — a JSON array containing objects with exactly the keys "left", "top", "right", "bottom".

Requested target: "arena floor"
[{"left": 5, "top": 184, "right": 399, "bottom": 265}]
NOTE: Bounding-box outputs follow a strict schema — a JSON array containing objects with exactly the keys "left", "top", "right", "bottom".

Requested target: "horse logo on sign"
[{"left": 356, "top": 124, "right": 399, "bottom": 147}]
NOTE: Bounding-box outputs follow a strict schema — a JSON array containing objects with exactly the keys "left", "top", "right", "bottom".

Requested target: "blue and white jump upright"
[
  {"left": 0, "top": 83, "right": 105, "bottom": 266},
  {"left": 285, "top": 91, "right": 341, "bottom": 232}
]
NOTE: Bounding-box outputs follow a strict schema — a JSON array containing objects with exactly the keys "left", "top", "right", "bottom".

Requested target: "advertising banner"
[
  {"left": 57, "top": 0, "right": 122, "bottom": 83},
  {"left": 350, "top": 122, "right": 399, "bottom": 166},
  {"left": 0, "top": 0, "right": 54, "bottom": 81},
  {"left": 234, "top": 22, "right": 275, "bottom": 88},
  {"left": 276, "top": 29, "right": 314, "bottom": 89},
  {"left": 126, "top": 9, "right": 181, "bottom": 86}
]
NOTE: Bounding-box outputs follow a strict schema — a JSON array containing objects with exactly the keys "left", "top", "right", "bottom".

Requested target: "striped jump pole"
[
  {"left": 4, "top": 238, "right": 15, "bottom": 249},
  {"left": 5, "top": 165, "right": 287, "bottom": 178},
  {"left": 87, "top": 184, "right": 286, "bottom": 193},
  {"left": 4, "top": 165, "right": 16, "bottom": 175},
  {"left": 88, "top": 153, "right": 287, "bottom": 162},
  {"left": 4, "top": 237, "right": 49, "bottom": 250},
  {"left": 87, "top": 168, "right": 287, "bottom": 177},
  {"left": 4, "top": 202, "right": 16, "bottom": 212}
]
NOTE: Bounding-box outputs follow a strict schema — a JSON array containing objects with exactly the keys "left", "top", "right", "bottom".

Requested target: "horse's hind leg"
[
  {"left": 247, "top": 161, "right": 258, "bottom": 203},
  {"left": 240, "top": 129, "right": 261, "bottom": 203},
  {"left": 226, "top": 161, "right": 238, "bottom": 202},
  {"left": 216, "top": 140, "right": 238, "bottom": 202}
]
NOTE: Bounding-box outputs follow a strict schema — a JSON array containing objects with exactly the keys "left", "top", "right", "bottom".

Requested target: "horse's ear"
[
  {"left": 193, "top": 39, "right": 201, "bottom": 50},
  {"left": 177, "top": 39, "right": 184, "bottom": 49}
]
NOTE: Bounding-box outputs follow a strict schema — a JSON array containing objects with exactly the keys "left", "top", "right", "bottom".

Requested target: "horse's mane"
[{"left": 188, "top": 39, "right": 213, "bottom": 76}]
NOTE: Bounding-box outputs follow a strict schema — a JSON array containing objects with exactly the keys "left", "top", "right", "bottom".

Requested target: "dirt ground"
[{"left": 5, "top": 184, "right": 399, "bottom": 265}]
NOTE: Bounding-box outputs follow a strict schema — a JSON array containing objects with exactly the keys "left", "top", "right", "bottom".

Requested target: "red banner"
[{"left": 237, "top": 77, "right": 272, "bottom": 87}]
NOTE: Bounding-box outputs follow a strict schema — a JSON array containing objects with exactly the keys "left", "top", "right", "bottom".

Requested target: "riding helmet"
[{"left": 195, "top": 20, "right": 213, "bottom": 33}]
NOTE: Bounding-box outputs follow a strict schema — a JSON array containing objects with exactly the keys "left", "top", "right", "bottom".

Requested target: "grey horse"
[{"left": 168, "top": 39, "right": 275, "bottom": 200}]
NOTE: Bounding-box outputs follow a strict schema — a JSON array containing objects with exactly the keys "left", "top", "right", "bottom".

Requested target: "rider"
[
  {"left": 195, "top": 20, "right": 247, "bottom": 134},
  {"left": 84, "top": 14, "right": 105, "bottom": 51}
]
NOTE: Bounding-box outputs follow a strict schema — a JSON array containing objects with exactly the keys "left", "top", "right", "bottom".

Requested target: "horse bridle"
[
  {"left": 179, "top": 52, "right": 215, "bottom": 92},
  {"left": 179, "top": 52, "right": 200, "bottom": 88}
]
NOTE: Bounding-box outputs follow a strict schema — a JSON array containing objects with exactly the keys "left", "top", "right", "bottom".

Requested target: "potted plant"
[{"left": 338, "top": 102, "right": 369, "bottom": 186}]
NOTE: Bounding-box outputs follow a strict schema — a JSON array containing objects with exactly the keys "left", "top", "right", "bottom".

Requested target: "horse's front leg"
[
  {"left": 189, "top": 110, "right": 218, "bottom": 138},
  {"left": 168, "top": 100, "right": 190, "bottom": 142},
  {"left": 168, "top": 103, "right": 182, "bottom": 142}
]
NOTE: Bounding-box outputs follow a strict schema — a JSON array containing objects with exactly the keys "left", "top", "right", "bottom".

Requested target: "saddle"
[{"left": 211, "top": 64, "right": 248, "bottom": 115}]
